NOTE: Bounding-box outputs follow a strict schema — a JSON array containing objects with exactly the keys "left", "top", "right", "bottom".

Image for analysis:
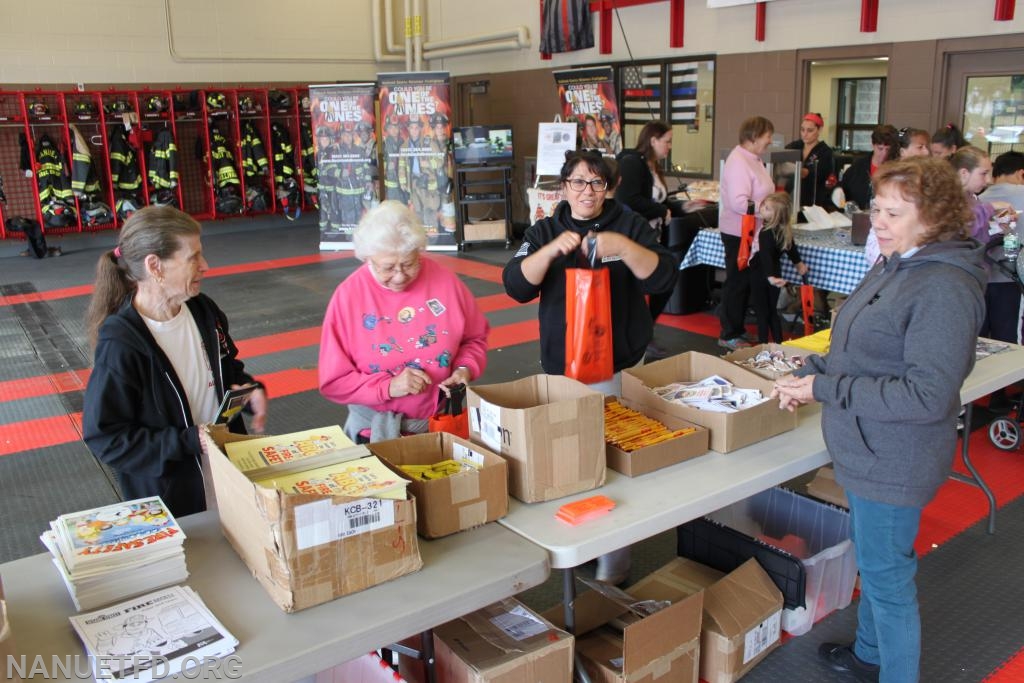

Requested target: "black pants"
[
  {"left": 719, "top": 233, "right": 752, "bottom": 340},
  {"left": 749, "top": 269, "right": 783, "bottom": 343},
  {"left": 981, "top": 281, "right": 1023, "bottom": 344}
]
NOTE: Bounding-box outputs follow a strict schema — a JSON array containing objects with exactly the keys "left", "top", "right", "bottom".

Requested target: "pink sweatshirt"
[
  {"left": 318, "top": 257, "right": 489, "bottom": 420},
  {"left": 718, "top": 145, "right": 776, "bottom": 237}
]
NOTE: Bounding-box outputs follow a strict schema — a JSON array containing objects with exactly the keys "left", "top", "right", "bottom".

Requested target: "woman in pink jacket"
[
  {"left": 319, "top": 200, "right": 489, "bottom": 442},
  {"left": 718, "top": 117, "right": 788, "bottom": 350}
]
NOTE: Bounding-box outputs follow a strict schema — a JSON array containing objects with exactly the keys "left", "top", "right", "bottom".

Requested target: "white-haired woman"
[{"left": 318, "top": 200, "right": 489, "bottom": 442}]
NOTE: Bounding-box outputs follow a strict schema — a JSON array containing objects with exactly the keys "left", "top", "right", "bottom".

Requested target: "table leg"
[
  {"left": 384, "top": 631, "right": 436, "bottom": 682},
  {"left": 949, "top": 403, "right": 998, "bottom": 534},
  {"left": 562, "top": 567, "right": 592, "bottom": 683}
]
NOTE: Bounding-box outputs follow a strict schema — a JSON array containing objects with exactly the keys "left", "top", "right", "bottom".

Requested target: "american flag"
[{"left": 620, "top": 64, "right": 661, "bottom": 125}]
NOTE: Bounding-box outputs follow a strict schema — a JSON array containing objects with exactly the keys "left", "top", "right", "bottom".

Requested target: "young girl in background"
[{"left": 749, "top": 192, "right": 800, "bottom": 344}]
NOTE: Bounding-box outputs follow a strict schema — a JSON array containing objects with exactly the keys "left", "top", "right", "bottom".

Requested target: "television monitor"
[{"left": 452, "top": 124, "right": 514, "bottom": 165}]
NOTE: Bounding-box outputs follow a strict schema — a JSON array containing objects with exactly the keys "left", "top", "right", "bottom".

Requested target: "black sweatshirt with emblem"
[{"left": 503, "top": 198, "right": 677, "bottom": 375}]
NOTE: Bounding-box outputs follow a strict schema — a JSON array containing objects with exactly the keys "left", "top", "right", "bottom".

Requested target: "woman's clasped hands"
[{"left": 771, "top": 374, "right": 816, "bottom": 412}]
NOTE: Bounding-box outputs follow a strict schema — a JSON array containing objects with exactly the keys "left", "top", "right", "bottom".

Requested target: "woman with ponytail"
[{"left": 83, "top": 206, "right": 268, "bottom": 517}]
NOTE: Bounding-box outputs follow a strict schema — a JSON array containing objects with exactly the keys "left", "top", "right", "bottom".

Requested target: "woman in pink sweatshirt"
[
  {"left": 318, "top": 200, "right": 489, "bottom": 442},
  {"left": 717, "top": 116, "right": 778, "bottom": 350}
]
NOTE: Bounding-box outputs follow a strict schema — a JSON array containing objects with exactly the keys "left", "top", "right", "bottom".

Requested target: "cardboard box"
[
  {"left": 622, "top": 352, "right": 798, "bottom": 453},
  {"left": 721, "top": 344, "right": 810, "bottom": 380},
  {"left": 0, "top": 577, "right": 23, "bottom": 683},
  {"left": 604, "top": 396, "right": 709, "bottom": 477},
  {"left": 368, "top": 432, "right": 509, "bottom": 539},
  {"left": 546, "top": 573, "right": 703, "bottom": 683},
  {"left": 640, "top": 558, "right": 783, "bottom": 683},
  {"left": 467, "top": 375, "right": 606, "bottom": 503},
  {"left": 403, "top": 598, "right": 574, "bottom": 683},
  {"left": 201, "top": 425, "right": 423, "bottom": 613},
  {"left": 805, "top": 465, "right": 848, "bottom": 508},
  {"left": 464, "top": 220, "right": 507, "bottom": 242}
]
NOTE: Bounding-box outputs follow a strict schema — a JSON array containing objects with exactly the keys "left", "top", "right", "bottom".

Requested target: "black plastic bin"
[{"left": 662, "top": 207, "right": 717, "bottom": 315}]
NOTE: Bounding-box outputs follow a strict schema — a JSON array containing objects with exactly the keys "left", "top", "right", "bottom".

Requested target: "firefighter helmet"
[
  {"left": 599, "top": 107, "right": 615, "bottom": 123},
  {"left": 206, "top": 92, "right": 227, "bottom": 110},
  {"left": 315, "top": 125, "right": 333, "bottom": 138},
  {"left": 429, "top": 112, "right": 449, "bottom": 127},
  {"left": 300, "top": 96, "right": 311, "bottom": 111},
  {"left": 29, "top": 101, "right": 49, "bottom": 117},
  {"left": 105, "top": 100, "right": 133, "bottom": 115},
  {"left": 145, "top": 95, "right": 167, "bottom": 113},
  {"left": 73, "top": 101, "right": 97, "bottom": 116},
  {"left": 237, "top": 95, "right": 257, "bottom": 114},
  {"left": 355, "top": 120, "right": 373, "bottom": 133},
  {"left": 385, "top": 114, "right": 401, "bottom": 129},
  {"left": 268, "top": 91, "right": 292, "bottom": 109},
  {"left": 151, "top": 190, "right": 179, "bottom": 208}
]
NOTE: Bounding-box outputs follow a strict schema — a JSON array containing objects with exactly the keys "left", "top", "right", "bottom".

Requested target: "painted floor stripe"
[
  {"left": 0, "top": 369, "right": 91, "bottom": 402},
  {"left": 0, "top": 252, "right": 353, "bottom": 308},
  {"left": 984, "top": 646, "right": 1024, "bottom": 681}
]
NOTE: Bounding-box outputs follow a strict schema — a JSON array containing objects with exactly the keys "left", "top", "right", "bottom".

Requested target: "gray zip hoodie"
[{"left": 795, "top": 239, "right": 987, "bottom": 507}]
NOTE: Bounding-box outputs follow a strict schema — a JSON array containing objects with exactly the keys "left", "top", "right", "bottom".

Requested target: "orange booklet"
[{"left": 556, "top": 495, "right": 615, "bottom": 526}]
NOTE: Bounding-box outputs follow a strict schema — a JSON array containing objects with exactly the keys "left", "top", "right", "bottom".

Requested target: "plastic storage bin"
[{"left": 677, "top": 486, "right": 858, "bottom": 636}]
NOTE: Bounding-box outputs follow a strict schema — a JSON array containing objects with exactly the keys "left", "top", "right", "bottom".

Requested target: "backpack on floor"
[{"left": 6, "top": 216, "right": 47, "bottom": 258}]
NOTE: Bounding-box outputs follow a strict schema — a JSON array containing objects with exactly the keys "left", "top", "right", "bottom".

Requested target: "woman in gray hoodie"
[{"left": 773, "top": 157, "right": 986, "bottom": 683}]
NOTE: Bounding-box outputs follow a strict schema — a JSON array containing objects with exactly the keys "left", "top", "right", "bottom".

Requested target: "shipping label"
[{"left": 743, "top": 610, "right": 781, "bottom": 663}]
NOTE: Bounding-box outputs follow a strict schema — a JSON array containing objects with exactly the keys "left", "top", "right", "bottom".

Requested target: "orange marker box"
[{"left": 556, "top": 495, "right": 615, "bottom": 526}]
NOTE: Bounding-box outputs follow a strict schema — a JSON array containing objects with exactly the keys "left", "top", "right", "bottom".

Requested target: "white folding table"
[{"left": 1, "top": 511, "right": 550, "bottom": 682}]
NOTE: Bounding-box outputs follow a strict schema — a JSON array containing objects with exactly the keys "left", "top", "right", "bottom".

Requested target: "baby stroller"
[{"left": 986, "top": 237, "right": 1024, "bottom": 451}]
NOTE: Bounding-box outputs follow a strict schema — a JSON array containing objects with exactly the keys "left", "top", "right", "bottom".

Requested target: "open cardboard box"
[
  {"left": 721, "top": 343, "right": 810, "bottom": 381},
  {"left": 201, "top": 425, "right": 423, "bottom": 613},
  {"left": 400, "top": 598, "right": 574, "bottom": 683},
  {"left": 640, "top": 558, "right": 783, "bottom": 683},
  {"left": 1, "top": 577, "right": 22, "bottom": 683},
  {"left": 805, "top": 465, "right": 848, "bottom": 508},
  {"left": 622, "top": 352, "right": 798, "bottom": 453},
  {"left": 604, "top": 396, "right": 709, "bottom": 477},
  {"left": 368, "top": 432, "right": 509, "bottom": 539},
  {"left": 545, "top": 573, "right": 703, "bottom": 683},
  {"left": 467, "top": 374, "right": 606, "bottom": 503}
]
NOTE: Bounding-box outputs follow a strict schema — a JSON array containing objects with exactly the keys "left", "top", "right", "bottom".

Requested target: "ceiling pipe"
[
  {"left": 413, "top": 0, "right": 424, "bottom": 71},
  {"left": 372, "top": 0, "right": 407, "bottom": 64},
  {"left": 405, "top": 0, "right": 414, "bottom": 71},
  {"left": 423, "top": 26, "right": 529, "bottom": 52}
]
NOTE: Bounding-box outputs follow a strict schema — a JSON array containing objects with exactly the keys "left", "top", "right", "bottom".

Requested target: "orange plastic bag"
[
  {"left": 565, "top": 238, "right": 614, "bottom": 384},
  {"left": 737, "top": 202, "right": 756, "bottom": 271},
  {"left": 428, "top": 383, "right": 469, "bottom": 438},
  {"left": 800, "top": 274, "right": 816, "bottom": 337}
]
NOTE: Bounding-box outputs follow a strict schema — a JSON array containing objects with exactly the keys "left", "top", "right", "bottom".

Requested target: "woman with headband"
[{"left": 786, "top": 112, "right": 837, "bottom": 211}]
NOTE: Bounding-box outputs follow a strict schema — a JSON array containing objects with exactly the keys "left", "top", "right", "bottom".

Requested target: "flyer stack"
[
  {"left": 40, "top": 496, "right": 188, "bottom": 611},
  {"left": 69, "top": 585, "right": 238, "bottom": 683}
]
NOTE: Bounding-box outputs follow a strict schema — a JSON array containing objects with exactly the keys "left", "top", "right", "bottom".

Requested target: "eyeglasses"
[
  {"left": 565, "top": 178, "right": 609, "bottom": 192},
  {"left": 369, "top": 256, "right": 421, "bottom": 277}
]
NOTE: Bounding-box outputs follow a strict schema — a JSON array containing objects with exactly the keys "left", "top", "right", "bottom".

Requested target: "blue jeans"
[{"left": 848, "top": 491, "right": 922, "bottom": 683}]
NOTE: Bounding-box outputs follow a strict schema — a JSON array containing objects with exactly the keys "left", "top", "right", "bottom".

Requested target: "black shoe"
[
  {"left": 818, "top": 643, "right": 880, "bottom": 682},
  {"left": 645, "top": 342, "right": 670, "bottom": 361}
]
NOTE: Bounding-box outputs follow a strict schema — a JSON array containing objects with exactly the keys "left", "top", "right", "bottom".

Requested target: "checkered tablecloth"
[{"left": 680, "top": 227, "right": 870, "bottom": 295}]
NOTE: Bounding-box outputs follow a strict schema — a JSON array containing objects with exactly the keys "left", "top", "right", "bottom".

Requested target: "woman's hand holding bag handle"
[
  {"left": 565, "top": 235, "right": 614, "bottom": 384},
  {"left": 428, "top": 382, "right": 469, "bottom": 438}
]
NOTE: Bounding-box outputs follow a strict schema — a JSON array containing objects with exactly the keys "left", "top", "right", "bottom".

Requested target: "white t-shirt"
[{"left": 142, "top": 306, "right": 219, "bottom": 425}]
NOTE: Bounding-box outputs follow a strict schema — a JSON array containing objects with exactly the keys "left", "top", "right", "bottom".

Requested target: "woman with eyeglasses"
[
  {"left": 504, "top": 149, "right": 676, "bottom": 585},
  {"left": 318, "top": 200, "right": 489, "bottom": 442}
]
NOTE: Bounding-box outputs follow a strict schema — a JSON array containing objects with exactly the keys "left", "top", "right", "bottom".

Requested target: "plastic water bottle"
[{"left": 1004, "top": 223, "right": 1020, "bottom": 261}]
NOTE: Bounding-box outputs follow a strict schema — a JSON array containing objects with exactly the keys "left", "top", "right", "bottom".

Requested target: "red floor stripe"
[
  {"left": 0, "top": 369, "right": 91, "bottom": 402},
  {"left": 234, "top": 328, "right": 323, "bottom": 359},
  {"left": 0, "top": 414, "right": 83, "bottom": 457},
  {"left": 488, "top": 319, "right": 540, "bottom": 349},
  {"left": 917, "top": 428, "right": 1024, "bottom": 556},
  {"left": 658, "top": 312, "right": 722, "bottom": 338},
  {"left": 984, "top": 645, "right": 1024, "bottom": 682},
  {"left": 0, "top": 252, "right": 354, "bottom": 308},
  {"left": 428, "top": 254, "right": 505, "bottom": 283}
]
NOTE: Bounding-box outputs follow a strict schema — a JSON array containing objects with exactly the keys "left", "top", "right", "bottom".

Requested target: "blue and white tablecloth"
[{"left": 680, "top": 227, "right": 870, "bottom": 295}]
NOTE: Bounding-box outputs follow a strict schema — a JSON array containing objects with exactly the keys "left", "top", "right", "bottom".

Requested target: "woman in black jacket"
[
  {"left": 615, "top": 121, "right": 676, "bottom": 355},
  {"left": 82, "top": 206, "right": 268, "bottom": 517},
  {"left": 839, "top": 124, "right": 898, "bottom": 211},
  {"left": 786, "top": 113, "right": 837, "bottom": 211}
]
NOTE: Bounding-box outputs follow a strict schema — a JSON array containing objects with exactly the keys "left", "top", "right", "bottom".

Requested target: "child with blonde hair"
[{"left": 749, "top": 192, "right": 802, "bottom": 343}]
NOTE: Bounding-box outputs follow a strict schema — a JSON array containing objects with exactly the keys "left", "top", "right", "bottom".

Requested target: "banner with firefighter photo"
[
  {"left": 377, "top": 71, "right": 456, "bottom": 250},
  {"left": 553, "top": 67, "right": 622, "bottom": 156},
  {"left": 309, "top": 83, "right": 378, "bottom": 250}
]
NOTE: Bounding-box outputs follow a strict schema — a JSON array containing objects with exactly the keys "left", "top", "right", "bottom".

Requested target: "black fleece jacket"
[
  {"left": 503, "top": 199, "right": 677, "bottom": 375},
  {"left": 82, "top": 293, "right": 256, "bottom": 517},
  {"left": 615, "top": 149, "right": 665, "bottom": 221}
]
